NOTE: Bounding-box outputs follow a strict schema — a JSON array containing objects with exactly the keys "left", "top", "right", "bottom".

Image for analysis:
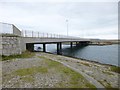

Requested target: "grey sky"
[{"left": 0, "top": 0, "right": 118, "bottom": 39}]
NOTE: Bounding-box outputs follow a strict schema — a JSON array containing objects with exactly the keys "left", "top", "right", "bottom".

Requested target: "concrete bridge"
[
  {"left": 1, "top": 22, "right": 90, "bottom": 56},
  {"left": 23, "top": 37, "right": 90, "bottom": 54}
]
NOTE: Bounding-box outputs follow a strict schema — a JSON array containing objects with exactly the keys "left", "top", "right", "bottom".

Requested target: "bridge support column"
[
  {"left": 57, "top": 42, "right": 62, "bottom": 55},
  {"left": 60, "top": 42, "right": 62, "bottom": 50},
  {"left": 76, "top": 42, "right": 79, "bottom": 46},
  {"left": 70, "top": 42, "right": 73, "bottom": 48},
  {"left": 43, "top": 43, "right": 46, "bottom": 52}
]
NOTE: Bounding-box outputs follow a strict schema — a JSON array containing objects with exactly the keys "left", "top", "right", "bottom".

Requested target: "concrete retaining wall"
[{"left": 2, "top": 36, "right": 22, "bottom": 56}]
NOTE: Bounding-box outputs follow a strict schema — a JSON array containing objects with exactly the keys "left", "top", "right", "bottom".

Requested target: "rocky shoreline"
[{"left": 46, "top": 52, "right": 119, "bottom": 68}]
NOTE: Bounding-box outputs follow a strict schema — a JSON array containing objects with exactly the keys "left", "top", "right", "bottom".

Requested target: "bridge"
[{"left": 1, "top": 22, "right": 90, "bottom": 55}]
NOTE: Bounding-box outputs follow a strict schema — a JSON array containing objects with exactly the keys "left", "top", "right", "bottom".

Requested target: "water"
[{"left": 34, "top": 44, "right": 119, "bottom": 66}]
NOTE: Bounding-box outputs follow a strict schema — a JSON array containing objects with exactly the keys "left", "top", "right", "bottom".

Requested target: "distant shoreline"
[{"left": 90, "top": 39, "right": 120, "bottom": 45}]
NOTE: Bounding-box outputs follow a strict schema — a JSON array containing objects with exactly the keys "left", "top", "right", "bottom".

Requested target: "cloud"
[{"left": 0, "top": 2, "right": 118, "bottom": 39}]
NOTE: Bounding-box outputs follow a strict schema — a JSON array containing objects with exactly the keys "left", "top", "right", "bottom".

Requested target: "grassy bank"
[{"left": 1, "top": 51, "right": 35, "bottom": 61}]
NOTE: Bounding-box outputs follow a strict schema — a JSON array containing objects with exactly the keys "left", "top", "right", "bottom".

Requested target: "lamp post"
[{"left": 66, "top": 19, "right": 68, "bottom": 36}]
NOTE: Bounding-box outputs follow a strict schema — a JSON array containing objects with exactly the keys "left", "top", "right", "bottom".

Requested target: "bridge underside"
[{"left": 26, "top": 41, "right": 90, "bottom": 55}]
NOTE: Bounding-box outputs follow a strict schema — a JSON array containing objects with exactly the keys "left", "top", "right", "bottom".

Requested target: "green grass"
[
  {"left": 1, "top": 51, "right": 35, "bottom": 61},
  {"left": 45, "top": 59, "right": 61, "bottom": 67},
  {"left": 14, "top": 66, "right": 48, "bottom": 76},
  {"left": 38, "top": 56, "right": 61, "bottom": 68},
  {"left": 60, "top": 66, "right": 96, "bottom": 88},
  {"left": 110, "top": 66, "right": 120, "bottom": 74},
  {"left": 20, "top": 76, "right": 34, "bottom": 83}
]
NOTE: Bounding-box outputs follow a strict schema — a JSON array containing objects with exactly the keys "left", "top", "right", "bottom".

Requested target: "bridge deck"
[{"left": 22, "top": 37, "right": 90, "bottom": 44}]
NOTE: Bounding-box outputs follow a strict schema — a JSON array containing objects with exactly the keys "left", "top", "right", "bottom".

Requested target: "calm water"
[{"left": 34, "top": 44, "right": 119, "bottom": 66}]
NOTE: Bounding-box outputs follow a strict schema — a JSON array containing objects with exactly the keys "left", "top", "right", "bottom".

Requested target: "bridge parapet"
[
  {"left": 21, "top": 30, "right": 80, "bottom": 39},
  {"left": 1, "top": 22, "right": 89, "bottom": 40}
]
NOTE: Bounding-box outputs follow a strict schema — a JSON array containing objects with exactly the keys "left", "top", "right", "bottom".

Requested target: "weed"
[
  {"left": 20, "top": 76, "right": 34, "bottom": 83},
  {"left": 14, "top": 66, "right": 48, "bottom": 76},
  {"left": 2, "top": 51, "right": 35, "bottom": 61},
  {"left": 110, "top": 66, "right": 120, "bottom": 74},
  {"left": 80, "top": 62, "right": 90, "bottom": 67},
  {"left": 39, "top": 57, "right": 61, "bottom": 67},
  {"left": 85, "top": 83, "right": 97, "bottom": 88}
]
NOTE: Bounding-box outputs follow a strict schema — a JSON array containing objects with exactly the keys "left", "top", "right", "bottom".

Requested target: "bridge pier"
[
  {"left": 76, "top": 42, "right": 80, "bottom": 46},
  {"left": 43, "top": 43, "right": 46, "bottom": 52},
  {"left": 60, "top": 42, "right": 62, "bottom": 50},
  {"left": 70, "top": 42, "right": 73, "bottom": 48},
  {"left": 57, "top": 42, "right": 62, "bottom": 55}
]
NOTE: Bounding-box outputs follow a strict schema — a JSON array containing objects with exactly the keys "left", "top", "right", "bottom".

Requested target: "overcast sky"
[{"left": 0, "top": 0, "right": 119, "bottom": 39}]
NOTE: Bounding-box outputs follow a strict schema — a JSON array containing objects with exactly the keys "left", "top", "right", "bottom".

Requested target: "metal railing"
[
  {"left": 22, "top": 30, "right": 77, "bottom": 39},
  {"left": 0, "top": 22, "right": 80, "bottom": 39}
]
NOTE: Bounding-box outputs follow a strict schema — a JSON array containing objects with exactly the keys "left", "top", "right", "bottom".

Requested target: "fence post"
[
  {"left": 38, "top": 32, "right": 39, "bottom": 37},
  {"left": 51, "top": 34, "right": 52, "bottom": 38},
  {"left": 47, "top": 33, "right": 48, "bottom": 38},
  {"left": 32, "top": 31, "right": 33, "bottom": 37},
  {"left": 25, "top": 30, "right": 26, "bottom": 37},
  {"left": 43, "top": 33, "right": 44, "bottom": 37}
]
